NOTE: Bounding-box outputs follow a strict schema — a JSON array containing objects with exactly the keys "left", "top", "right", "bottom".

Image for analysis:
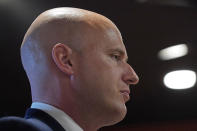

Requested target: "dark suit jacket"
[{"left": 0, "top": 108, "right": 65, "bottom": 131}]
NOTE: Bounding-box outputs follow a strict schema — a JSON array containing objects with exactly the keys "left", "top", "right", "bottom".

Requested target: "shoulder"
[{"left": 0, "top": 116, "right": 51, "bottom": 131}]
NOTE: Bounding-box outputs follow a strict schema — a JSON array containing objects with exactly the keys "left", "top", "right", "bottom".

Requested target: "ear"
[{"left": 52, "top": 43, "right": 74, "bottom": 75}]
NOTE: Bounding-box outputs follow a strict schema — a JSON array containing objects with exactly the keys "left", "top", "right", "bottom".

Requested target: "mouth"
[{"left": 120, "top": 90, "right": 130, "bottom": 102}]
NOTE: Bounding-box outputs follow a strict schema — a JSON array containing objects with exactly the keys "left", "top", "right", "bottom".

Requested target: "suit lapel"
[{"left": 25, "top": 108, "right": 65, "bottom": 131}]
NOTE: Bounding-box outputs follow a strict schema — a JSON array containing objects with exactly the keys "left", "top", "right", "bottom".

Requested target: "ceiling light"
[
  {"left": 158, "top": 44, "right": 188, "bottom": 60},
  {"left": 163, "top": 70, "right": 196, "bottom": 90}
]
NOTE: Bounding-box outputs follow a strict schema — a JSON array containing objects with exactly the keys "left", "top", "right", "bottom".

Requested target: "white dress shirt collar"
[{"left": 31, "top": 102, "right": 83, "bottom": 131}]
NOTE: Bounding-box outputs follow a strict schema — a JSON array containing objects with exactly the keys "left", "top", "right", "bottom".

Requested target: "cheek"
[
  {"left": 75, "top": 54, "right": 122, "bottom": 95},
  {"left": 87, "top": 58, "right": 122, "bottom": 88}
]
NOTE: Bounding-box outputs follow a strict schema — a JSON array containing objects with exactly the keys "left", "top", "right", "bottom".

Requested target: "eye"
[{"left": 111, "top": 54, "right": 121, "bottom": 61}]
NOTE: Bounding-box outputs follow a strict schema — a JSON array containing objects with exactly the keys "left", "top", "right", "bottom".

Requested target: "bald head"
[
  {"left": 21, "top": 7, "right": 117, "bottom": 78},
  {"left": 20, "top": 7, "right": 122, "bottom": 103},
  {"left": 20, "top": 7, "right": 139, "bottom": 130}
]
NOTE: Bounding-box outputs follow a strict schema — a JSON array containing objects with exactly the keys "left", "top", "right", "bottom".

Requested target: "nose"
[{"left": 122, "top": 63, "right": 139, "bottom": 86}]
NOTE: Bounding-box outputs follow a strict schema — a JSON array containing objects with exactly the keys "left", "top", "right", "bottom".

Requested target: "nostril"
[
  {"left": 128, "top": 80, "right": 133, "bottom": 85},
  {"left": 122, "top": 74, "right": 139, "bottom": 86},
  {"left": 127, "top": 79, "right": 136, "bottom": 85},
  {"left": 128, "top": 75, "right": 139, "bottom": 85}
]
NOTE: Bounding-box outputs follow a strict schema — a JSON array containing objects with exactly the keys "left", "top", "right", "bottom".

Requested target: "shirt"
[{"left": 31, "top": 102, "right": 83, "bottom": 131}]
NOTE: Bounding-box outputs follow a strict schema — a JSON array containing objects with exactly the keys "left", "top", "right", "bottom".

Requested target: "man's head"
[{"left": 21, "top": 7, "right": 139, "bottom": 130}]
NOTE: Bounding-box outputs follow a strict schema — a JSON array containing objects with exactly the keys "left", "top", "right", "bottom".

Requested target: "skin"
[{"left": 20, "top": 7, "right": 139, "bottom": 131}]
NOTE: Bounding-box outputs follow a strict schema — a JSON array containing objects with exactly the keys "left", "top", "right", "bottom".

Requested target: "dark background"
[{"left": 1, "top": 0, "right": 197, "bottom": 130}]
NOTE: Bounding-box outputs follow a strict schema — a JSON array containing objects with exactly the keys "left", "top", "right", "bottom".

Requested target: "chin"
[
  {"left": 116, "top": 104, "right": 127, "bottom": 122},
  {"left": 105, "top": 102, "right": 127, "bottom": 126}
]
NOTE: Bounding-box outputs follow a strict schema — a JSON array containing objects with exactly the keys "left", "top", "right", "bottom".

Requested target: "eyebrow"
[{"left": 108, "top": 48, "right": 128, "bottom": 62}]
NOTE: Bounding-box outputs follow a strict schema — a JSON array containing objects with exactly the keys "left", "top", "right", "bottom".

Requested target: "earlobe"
[{"left": 52, "top": 43, "right": 74, "bottom": 75}]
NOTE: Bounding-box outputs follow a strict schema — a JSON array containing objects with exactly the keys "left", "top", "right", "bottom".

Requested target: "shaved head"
[
  {"left": 21, "top": 7, "right": 118, "bottom": 81},
  {"left": 20, "top": 7, "right": 139, "bottom": 131}
]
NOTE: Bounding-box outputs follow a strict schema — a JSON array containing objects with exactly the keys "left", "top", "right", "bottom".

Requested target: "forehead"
[
  {"left": 79, "top": 16, "right": 128, "bottom": 56},
  {"left": 102, "top": 26, "right": 127, "bottom": 55}
]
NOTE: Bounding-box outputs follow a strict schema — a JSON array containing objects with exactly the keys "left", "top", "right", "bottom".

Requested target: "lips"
[{"left": 120, "top": 89, "right": 130, "bottom": 102}]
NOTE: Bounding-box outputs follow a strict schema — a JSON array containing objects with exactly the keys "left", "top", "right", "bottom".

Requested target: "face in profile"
[{"left": 71, "top": 22, "right": 139, "bottom": 126}]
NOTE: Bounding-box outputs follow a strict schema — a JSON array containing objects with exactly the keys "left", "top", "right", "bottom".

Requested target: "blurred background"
[{"left": 1, "top": 0, "right": 197, "bottom": 130}]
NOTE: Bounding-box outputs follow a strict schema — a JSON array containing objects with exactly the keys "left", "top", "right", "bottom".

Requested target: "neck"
[
  {"left": 57, "top": 99, "right": 101, "bottom": 131},
  {"left": 31, "top": 81, "right": 105, "bottom": 130}
]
